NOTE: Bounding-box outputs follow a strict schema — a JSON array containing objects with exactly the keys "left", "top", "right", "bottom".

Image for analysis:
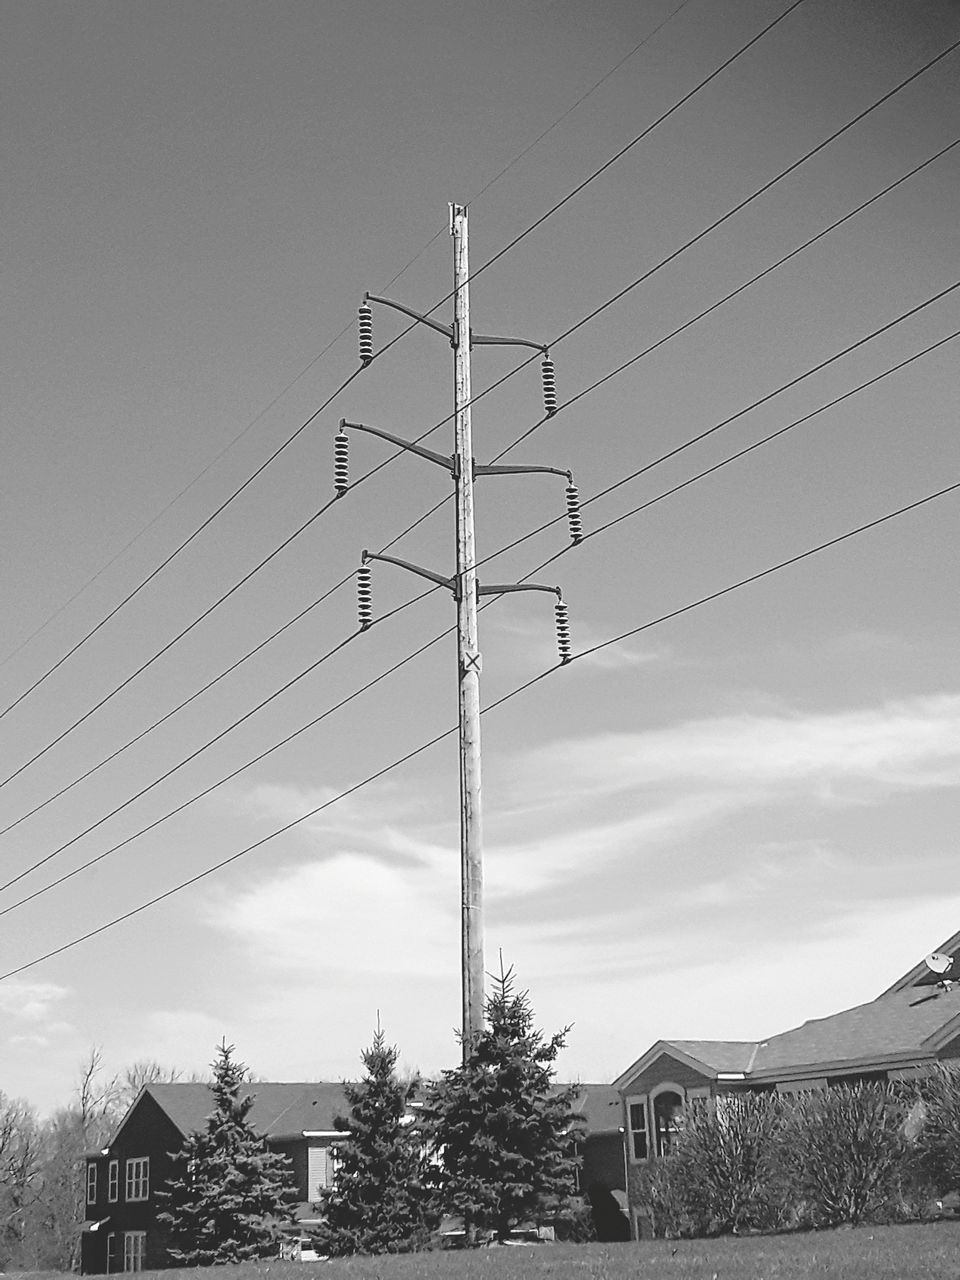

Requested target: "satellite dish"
[{"left": 925, "top": 952, "right": 953, "bottom": 975}]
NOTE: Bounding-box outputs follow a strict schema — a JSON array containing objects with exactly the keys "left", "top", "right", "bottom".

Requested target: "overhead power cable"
[
  {"left": 0, "top": 0, "right": 805, "bottom": 744},
  {"left": 3, "top": 142, "right": 954, "bottom": 828},
  {"left": 2, "top": 311, "right": 953, "bottom": 914},
  {"left": 1, "top": 0, "right": 786, "bottom": 702},
  {"left": 6, "top": 51, "right": 954, "bottom": 797},
  {"left": 415, "top": 0, "right": 810, "bottom": 318},
  {"left": 0, "top": 367, "right": 365, "bottom": 726},
  {"left": 365, "top": 43, "right": 960, "bottom": 486},
  {"left": 2, "top": 473, "right": 957, "bottom": 982},
  {"left": 1, "top": 2, "right": 695, "bottom": 676}
]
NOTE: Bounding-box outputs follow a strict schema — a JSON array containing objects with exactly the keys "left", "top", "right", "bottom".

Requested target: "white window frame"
[
  {"left": 125, "top": 1156, "right": 149, "bottom": 1202},
  {"left": 123, "top": 1231, "right": 146, "bottom": 1272},
  {"left": 625, "top": 1093, "right": 649, "bottom": 1162},
  {"left": 650, "top": 1082, "right": 686, "bottom": 1157},
  {"left": 106, "top": 1232, "right": 118, "bottom": 1274},
  {"left": 108, "top": 1158, "right": 119, "bottom": 1203},
  {"left": 86, "top": 1161, "right": 98, "bottom": 1205}
]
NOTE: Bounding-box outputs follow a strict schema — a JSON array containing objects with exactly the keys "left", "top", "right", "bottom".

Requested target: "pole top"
[{"left": 449, "top": 202, "right": 468, "bottom": 234}]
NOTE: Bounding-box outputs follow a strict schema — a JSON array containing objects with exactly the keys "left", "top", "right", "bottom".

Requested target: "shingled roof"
[
  {"left": 126, "top": 1082, "right": 351, "bottom": 1143},
  {"left": 618, "top": 932, "right": 960, "bottom": 1089},
  {"left": 124, "top": 1079, "right": 621, "bottom": 1145}
]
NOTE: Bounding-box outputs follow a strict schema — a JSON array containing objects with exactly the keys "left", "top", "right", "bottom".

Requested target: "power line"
[
  {"left": 3, "top": 144, "right": 953, "bottom": 830},
  {"left": 348, "top": 0, "right": 813, "bottom": 385},
  {"left": 506, "top": 327, "right": 960, "bottom": 582},
  {"left": 0, "top": 367, "right": 364, "bottom": 726},
  {"left": 375, "top": 0, "right": 699, "bottom": 290},
  {"left": 0, "top": 612, "right": 453, "bottom": 913},
  {"left": 497, "top": 42, "right": 960, "bottom": 457},
  {"left": 3, "top": 311, "right": 952, "bottom": 914},
  {"left": 462, "top": 0, "right": 809, "bottom": 292},
  {"left": 3, "top": 473, "right": 957, "bottom": 982},
  {"left": 2, "top": 3, "right": 696, "bottom": 675},
  {"left": 370, "top": 42, "right": 960, "bottom": 481},
  {"left": 0, "top": 0, "right": 797, "bottom": 733}
]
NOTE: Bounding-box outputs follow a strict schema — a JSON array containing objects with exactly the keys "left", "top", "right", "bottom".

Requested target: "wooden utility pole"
[
  {"left": 451, "top": 203, "right": 485, "bottom": 1060},
  {"left": 345, "top": 205, "right": 577, "bottom": 1071}
]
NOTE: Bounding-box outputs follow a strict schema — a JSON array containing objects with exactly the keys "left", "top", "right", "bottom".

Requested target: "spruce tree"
[
  {"left": 315, "top": 1027, "right": 435, "bottom": 1256},
  {"left": 156, "top": 1042, "right": 296, "bottom": 1265},
  {"left": 423, "top": 965, "right": 580, "bottom": 1243}
]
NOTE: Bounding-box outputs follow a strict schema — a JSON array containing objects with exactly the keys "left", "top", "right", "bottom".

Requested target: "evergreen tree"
[
  {"left": 423, "top": 965, "right": 580, "bottom": 1243},
  {"left": 315, "top": 1026, "right": 435, "bottom": 1256},
  {"left": 156, "top": 1042, "right": 296, "bottom": 1266}
]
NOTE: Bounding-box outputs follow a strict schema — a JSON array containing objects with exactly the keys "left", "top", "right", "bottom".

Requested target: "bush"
[
  {"left": 909, "top": 1063, "right": 960, "bottom": 1198},
  {"left": 777, "top": 1083, "right": 908, "bottom": 1227},
  {"left": 636, "top": 1094, "right": 786, "bottom": 1237}
]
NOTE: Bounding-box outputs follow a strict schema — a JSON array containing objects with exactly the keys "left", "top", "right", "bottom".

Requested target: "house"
[
  {"left": 613, "top": 930, "right": 960, "bottom": 1237},
  {"left": 82, "top": 1077, "right": 623, "bottom": 1270},
  {"left": 81, "top": 1081, "right": 349, "bottom": 1274}
]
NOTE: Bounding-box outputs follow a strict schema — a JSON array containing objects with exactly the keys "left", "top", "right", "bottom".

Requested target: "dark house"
[
  {"left": 614, "top": 931, "right": 960, "bottom": 1237},
  {"left": 81, "top": 1082, "right": 349, "bottom": 1274}
]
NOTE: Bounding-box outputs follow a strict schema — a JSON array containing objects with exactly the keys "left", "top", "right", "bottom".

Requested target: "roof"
[
  {"left": 137, "top": 1082, "right": 351, "bottom": 1141},
  {"left": 136, "top": 1079, "right": 620, "bottom": 1145},
  {"left": 666, "top": 1041, "right": 758, "bottom": 1074},
  {"left": 568, "top": 1083, "right": 622, "bottom": 1134},
  {"left": 750, "top": 985, "right": 960, "bottom": 1076},
  {"left": 618, "top": 934, "right": 960, "bottom": 1090}
]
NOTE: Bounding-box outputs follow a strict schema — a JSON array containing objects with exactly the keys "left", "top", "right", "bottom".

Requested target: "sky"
[{"left": 1, "top": 0, "right": 959, "bottom": 1115}]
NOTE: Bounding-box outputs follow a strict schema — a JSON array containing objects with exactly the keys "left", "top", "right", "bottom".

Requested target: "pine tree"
[
  {"left": 156, "top": 1042, "right": 296, "bottom": 1266},
  {"left": 423, "top": 965, "right": 581, "bottom": 1244},
  {"left": 315, "top": 1026, "right": 435, "bottom": 1256}
]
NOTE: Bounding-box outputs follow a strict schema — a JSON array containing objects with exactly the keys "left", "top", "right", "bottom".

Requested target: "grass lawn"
[{"left": 27, "top": 1220, "right": 954, "bottom": 1280}]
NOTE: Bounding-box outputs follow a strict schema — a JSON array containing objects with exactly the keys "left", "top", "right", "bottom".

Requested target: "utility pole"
[
  {"left": 338, "top": 203, "right": 579, "bottom": 1065},
  {"left": 451, "top": 203, "right": 485, "bottom": 1055}
]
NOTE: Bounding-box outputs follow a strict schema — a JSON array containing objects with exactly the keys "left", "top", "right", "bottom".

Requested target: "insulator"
[
  {"left": 358, "top": 304, "right": 374, "bottom": 366},
  {"left": 565, "top": 482, "right": 583, "bottom": 545},
  {"left": 541, "top": 357, "right": 557, "bottom": 417},
  {"left": 555, "top": 600, "right": 572, "bottom": 664},
  {"left": 357, "top": 563, "right": 373, "bottom": 629},
  {"left": 334, "top": 430, "right": 349, "bottom": 496}
]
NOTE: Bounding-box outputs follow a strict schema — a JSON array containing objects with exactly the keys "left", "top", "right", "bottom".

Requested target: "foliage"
[
  {"left": 156, "top": 1042, "right": 297, "bottom": 1265},
  {"left": 316, "top": 1027, "right": 436, "bottom": 1256},
  {"left": 423, "top": 966, "right": 580, "bottom": 1243},
  {"left": 777, "top": 1082, "right": 908, "bottom": 1227},
  {"left": 910, "top": 1062, "right": 960, "bottom": 1196},
  {"left": 660, "top": 1092, "right": 787, "bottom": 1235}
]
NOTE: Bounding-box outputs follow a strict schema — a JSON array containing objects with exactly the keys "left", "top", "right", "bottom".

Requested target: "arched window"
[{"left": 653, "top": 1089, "right": 683, "bottom": 1157}]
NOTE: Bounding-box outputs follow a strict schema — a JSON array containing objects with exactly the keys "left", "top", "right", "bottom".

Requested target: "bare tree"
[{"left": 0, "top": 1093, "right": 42, "bottom": 1269}]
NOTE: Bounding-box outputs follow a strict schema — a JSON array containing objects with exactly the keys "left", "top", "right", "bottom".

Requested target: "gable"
[{"left": 617, "top": 1047, "right": 718, "bottom": 1097}]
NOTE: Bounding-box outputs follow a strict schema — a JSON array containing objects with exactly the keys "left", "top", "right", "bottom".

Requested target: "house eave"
[{"left": 748, "top": 1049, "right": 936, "bottom": 1084}]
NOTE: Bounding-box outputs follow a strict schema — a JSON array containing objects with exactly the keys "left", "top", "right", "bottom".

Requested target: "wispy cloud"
[
  {"left": 0, "top": 979, "right": 70, "bottom": 1024},
  {"left": 506, "top": 693, "right": 960, "bottom": 800}
]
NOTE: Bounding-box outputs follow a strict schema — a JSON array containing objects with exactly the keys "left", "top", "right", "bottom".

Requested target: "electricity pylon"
[{"left": 335, "top": 204, "right": 580, "bottom": 1060}]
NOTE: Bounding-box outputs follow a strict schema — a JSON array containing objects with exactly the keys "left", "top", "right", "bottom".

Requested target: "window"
[
  {"left": 86, "top": 1162, "right": 98, "bottom": 1205},
  {"left": 123, "top": 1231, "right": 146, "bottom": 1272},
  {"left": 653, "top": 1090, "right": 683, "bottom": 1157},
  {"left": 628, "top": 1098, "right": 648, "bottom": 1160},
  {"left": 125, "top": 1157, "right": 149, "bottom": 1202},
  {"left": 108, "top": 1159, "right": 119, "bottom": 1202},
  {"left": 106, "top": 1234, "right": 118, "bottom": 1275}
]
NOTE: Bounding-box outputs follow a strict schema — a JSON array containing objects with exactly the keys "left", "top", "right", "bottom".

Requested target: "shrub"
[
  {"left": 910, "top": 1063, "right": 960, "bottom": 1197},
  {"left": 636, "top": 1093, "right": 786, "bottom": 1237},
  {"left": 776, "top": 1083, "right": 908, "bottom": 1227}
]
